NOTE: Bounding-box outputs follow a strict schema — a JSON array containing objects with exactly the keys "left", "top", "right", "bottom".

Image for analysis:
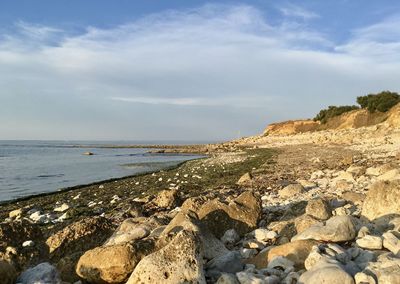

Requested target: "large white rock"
[
  {"left": 299, "top": 261, "right": 355, "bottom": 284},
  {"left": 127, "top": 230, "right": 206, "bottom": 284},
  {"left": 292, "top": 215, "right": 356, "bottom": 242},
  {"left": 356, "top": 235, "right": 383, "bottom": 250}
]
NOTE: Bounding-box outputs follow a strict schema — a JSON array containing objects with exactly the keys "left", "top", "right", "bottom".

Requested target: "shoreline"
[{"left": 0, "top": 158, "right": 200, "bottom": 206}]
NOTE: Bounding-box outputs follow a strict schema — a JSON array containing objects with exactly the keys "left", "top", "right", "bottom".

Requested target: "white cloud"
[
  {"left": 0, "top": 4, "right": 400, "bottom": 140},
  {"left": 279, "top": 4, "right": 319, "bottom": 20}
]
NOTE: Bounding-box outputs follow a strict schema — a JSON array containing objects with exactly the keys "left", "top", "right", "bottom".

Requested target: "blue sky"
[{"left": 1, "top": 1, "right": 400, "bottom": 140}]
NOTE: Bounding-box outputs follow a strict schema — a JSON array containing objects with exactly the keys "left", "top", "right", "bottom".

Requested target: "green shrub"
[
  {"left": 357, "top": 91, "right": 400, "bottom": 112},
  {"left": 314, "top": 105, "right": 359, "bottom": 124}
]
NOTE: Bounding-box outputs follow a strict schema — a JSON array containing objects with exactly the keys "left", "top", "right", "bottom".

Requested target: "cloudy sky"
[{"left": 1, "top": 1, "right": 400, "bottom": 141}]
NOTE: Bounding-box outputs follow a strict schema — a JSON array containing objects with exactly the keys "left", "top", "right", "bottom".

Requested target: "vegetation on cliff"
[{"left": 314, "top": 90, "right": 400, "bottom": 124}]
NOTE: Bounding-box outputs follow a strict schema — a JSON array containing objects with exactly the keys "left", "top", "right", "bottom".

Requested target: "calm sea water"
[{"left": 0, "top": 140, "right": 204, "bottom": 202}]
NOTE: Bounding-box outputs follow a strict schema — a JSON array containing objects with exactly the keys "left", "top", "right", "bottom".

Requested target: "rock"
[
  {"left": 217, "top": 273, "right": 240, "bottom": 284},
  {"left": 248, "top": 240, "right": 318, "bottom": 269},
  {"left": 362, "top": 180, "right": 400, "bottom": 221},
  {"left": 221, "top": 229, "right": 240, "bottom": 247},
  {"left": 240, "top": 248, "right": 258, "bottom": 258},
  {"left": 360, "top": 252, "right": 400, "bottom": 284},
  {"left": 104, "top": 219, "right": 150, "bottom": 246},
  {"left": 153, "top": 189, "right": 181, "bottom": 208},
  {"left": 292, "top": 215, "right": 356, "bottom": 242},
  {"left": 76, "top": 244, "right": 141, "bottom": 283},
  {"left": 278, "top": 184, "right": 304, "bottom": 198},
  {"left": 22, "top": 240, "right": 35, "bottom": 247},
  {"left": 354, "top": 272, "right": 377, "bottom": 284},
  {"left": 127, "top": 230, "right": 206, "bottom": 284},
  {"left": 0, "top": 220, "right": 45, "bottom": 271},
  {"left": 29, "top": 211, "right": 54, "bottom": 224},
  {"left": 161, "top": 210, "right": 229, "bottom": 260},
  {"left": 17, "top": 263, "right": 61, "bottom": 284},
  {"left": 299, "top": 261, "right": 355, "bottom": 284},
  {"left": 9, "top": 208, "right": 23, "bottom": 219},
  {"left": 305, "top": 198, "right": 332, "bottom": 220},
  {"left": 237, "top": 173, "right": 253, "bottom": 185},
  {"left": 342, "top": 192, "right": 365, "bottom": 204},
  {"left": 0, "top": 260, "right": 17, "bottom": 284},
  {"left": 377, "top": 169, "right": 400, "bottom": 181},
  {"left": 198, "top": 191, "right": 261, "bottom": 237},
  {"left": 382, "top": 231, "right": 400, "bottom": 256},
  {"left": 236, "top": 271, "right": 279, "bottom": 284},
  {"left": 206, "top": 251, "right": 244, "bottom": 280},
  {"left": 53, "top": 203, "right": 69, "bottom": 212},
  {"left": 267, "top": 256, "right": 294, "bottom": 270},
  {"left": 254, "top": 229, "right": 277, "bottom": 242},
  {"left": 46, "top": 217, "right": 114, "bottom": 259},
  {"left": 294, "top": 214, "right": 322, "bottom": 234},
  {"left": 356, "top": 235, "right": 383, "bottom": 250}
]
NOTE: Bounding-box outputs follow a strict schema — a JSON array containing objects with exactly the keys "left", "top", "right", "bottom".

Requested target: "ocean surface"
[{"left": 0, "top": 140, "right": 205, "bottom": 202}]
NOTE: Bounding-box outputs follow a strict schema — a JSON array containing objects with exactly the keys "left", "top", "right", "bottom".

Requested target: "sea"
[{"left": 0, "top": 140, "right": 205, "bottom": 202}]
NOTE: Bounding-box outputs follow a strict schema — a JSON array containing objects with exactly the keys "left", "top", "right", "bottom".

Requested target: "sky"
[{"left": 1, "top": 1, "right": 400, "bottom": 141}]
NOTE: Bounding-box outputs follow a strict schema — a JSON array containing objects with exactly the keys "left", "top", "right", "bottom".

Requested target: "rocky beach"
[{"left": 2, "top": 104, "right": 400, "bottom": 284}]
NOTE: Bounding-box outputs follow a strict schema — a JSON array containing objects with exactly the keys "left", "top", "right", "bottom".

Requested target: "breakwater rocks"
[{"left": 1, "top": 132, "right": 400, "bottom": 283}]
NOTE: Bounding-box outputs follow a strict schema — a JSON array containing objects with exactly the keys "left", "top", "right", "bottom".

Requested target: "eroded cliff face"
[
  {"left": 263, "top": 120, "right": 320, "bottom": 135},
  {"left": 264, "top": 103, "right": 400, "bottom": 136}
]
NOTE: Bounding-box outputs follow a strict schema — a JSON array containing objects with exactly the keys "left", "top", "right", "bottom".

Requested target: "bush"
[
  {"left": 357, "top": 91, "right": 400, "bottom": 112},
  {"left": 314, "top": 105, "right": 359, "bottom": 124}
]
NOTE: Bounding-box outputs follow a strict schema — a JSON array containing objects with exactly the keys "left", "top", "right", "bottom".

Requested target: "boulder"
[
  {"left": 160, "top": 210, "right": 229, "bottom": 260},
  {"left": 153, "top": 189, "right": 181, "bottom": 208},
  {"left": 126, "top": 230, "right": 206, "bottom": 284},
  {"left": 104, "top": 218, "right": 150, "bottom": 246},
  {"left": 294, "top": 214, "right": 323, "bottom": 234},
  {"left": 356, "top": 235, "right": 383, "bottom": 250},
  {"left": 0, "top": 260, "right": 17, "bottom": 284},
  {"left": 217, "top": 273, "right": 240, "bottom": 284},
  {"left": 206, "top": 251, "right": 244, "bottom": 280},
  {"left": 17, "top": 263, "right": 61, "bottom": 284},
  {"left": 76, "top": 243, "right": 143, "bottom": 283},
  {"left": 198, "top": 191, "right": 261, "bottom": 237},
  {"left": 305, "top": 198, "right": 332, "bottom": 220},
  {"left": 382, "top": 231, "right": 400, "bottom": 256},
  {"left": 237, "top": 173, "right": 252, "bottom": 185},
  {"left": 299, "top": 261, "right": 355, "bottom": 284},
  {"left": 46, "top": 216, "right": 114, "bottom": 259},
  {"left": 221, "top": 229, "right": 240, "bottom": 248},
  {"left": 292, "top": 216, "right": 356, "bottom": 242},
  {"left": 278, "top": 184, "right": 304, "bottom": 198},
  {"left": 247, "top": 240, "right": 318, "bottom": 269},
  {"left": 362, "top": 180, "right": 400, "bottom": 221},
  {"left": 359, "top": 252, "right": 400, "bottom": 284}
]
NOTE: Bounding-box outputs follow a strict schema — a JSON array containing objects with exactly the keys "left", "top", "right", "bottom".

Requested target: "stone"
[
  {"left": 240, "top": 248, "right": 258, "bottom": 259},
  {"left": 153, "top": 189, "right": 181, "bottom": 208},
  {"left": 76, "top": 244, "right": 141, "bottom": 283},
  {"left": 217, "top": 273, "right": 240, "bottom": 284},
  {"left": 267, "top": 256, "right": 294, "bottom": 270},
  {"left": 278, "top": 184, "right": 304, "bottom": 198},
  {"left": 305, "top": 198, "right": 332, "bottom": 220},
  {"left": 0, "top": 260, "right": 17, "bottom": 284},
  {"left": 54, "top": 203, "right": 70, "bottom": 212},
  {"left": 127, "top": 230, "right": 206, "bottom": 284},
  {"left": 236, "top": 272, "right": 279, "bottom": 284},
  {"left": 342, "top": 192, "right": 365, "bottom": 204},
  {"left": 22, "top": 240, "right": 35, "bottom": 247},
  {"left": 104, "top": 219, "right": 150, "bottom": 246},
  {"left": 362, "top": 180, "right": 400, "bottom": 221},
  {"left": 9, "top": 208, "right": 23, "bottom": 219},
  {"left": 237, "top": 173, "right": 253, "bottom": 185},
  {"left": 294, "top": 214, "right": 323, "bottom": 234},
  {"left": 198, "top": 191, "right": 262, "bottom": 237},
  {"left": 377, "top": 169, "right": 400, "bottom": 181},
  {"left": 254, "top": 229, "right": 277, "bottom": 242},
  {"left": 356, "top": 235, "right": 383, "bottom": 250},
  {"left": 354, "top": 272, "right": 377, "bottom": 284},
  {"left": 17, "top": 263, "right": 61, "bottom": 284},
  {"left": 46, "top": 217, "right": 114, "bottom": 259},
  {"left": 247, "top": 240, "right": 318, "bottom": 269},
  {"left": 221, "top": 229, "right": 240, "bottom": 247},
  {"left": 382, "top": 231, "right": 400, "bottom": 256},
  {"left": 206, "top": 251, "right": 244, "bottom": 280},
  {"left": 292, "top": 215, "right": 356, "bottom": 242},
  {"left": 299, "top": 262, "right": 355, "bottom": 284},
  {"left": 161, "top": 210, "right": 229, "bottom": 260},
  {"left": 360, "top": 252, "right": 400, "bottom": 284}
]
